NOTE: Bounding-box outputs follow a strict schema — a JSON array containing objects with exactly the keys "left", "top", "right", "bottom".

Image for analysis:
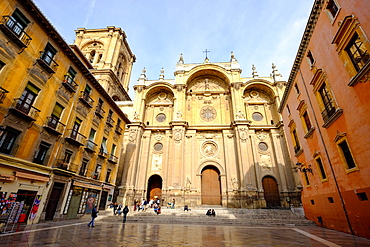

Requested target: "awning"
[
  {"left": 73, "top": 180, "right": 101, "bottom": 191},
  {"left": 15, "top": 171, "right": 50, "bottom": 182}
]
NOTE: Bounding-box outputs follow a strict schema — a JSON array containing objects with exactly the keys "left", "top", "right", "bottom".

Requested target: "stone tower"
[
  {"left": 117, "top": 53, "right": 301, "bottom": 209},
  {"left": 74, "top": 26, "right": 135, "bottom": 100}
]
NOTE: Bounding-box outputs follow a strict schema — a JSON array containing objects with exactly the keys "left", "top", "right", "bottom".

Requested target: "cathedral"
[{"left": 116, "top": 53, "right": 301, "bottom": 208}]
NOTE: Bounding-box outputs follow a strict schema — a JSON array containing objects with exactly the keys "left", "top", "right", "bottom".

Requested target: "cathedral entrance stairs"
[{"left": 94, "top": 206, "right": 315, "bottom": 226}]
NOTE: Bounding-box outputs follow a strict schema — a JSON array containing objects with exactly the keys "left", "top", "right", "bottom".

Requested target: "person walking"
[
  {"left": 122, "top": 205, "right": 129, "bottom": 223},
  {"left": 87, "top": 206, "right": 98, "bottom": 227}
]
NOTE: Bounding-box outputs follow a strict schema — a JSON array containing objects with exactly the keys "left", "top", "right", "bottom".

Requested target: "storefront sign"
[
  {"left": 73, "top": 181, "right": 101, "bottom": 191},
  {"left": 102, "top": 184, "right": 114, "bottom": 190}
]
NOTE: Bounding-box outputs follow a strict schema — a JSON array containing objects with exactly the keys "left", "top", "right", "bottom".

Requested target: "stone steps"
[{"left": 93, "top": 207, "right": 315, "bottom": 226}]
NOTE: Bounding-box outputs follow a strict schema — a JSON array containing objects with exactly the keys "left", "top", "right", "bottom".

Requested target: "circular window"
[
  {"left": 258, "top": 142, "right": 268, "bottom": 151},
  {"left": 154, "top": 142, "right": 163, "bottom": 151},
  {"left": 252, "top": 112, "right": 263, "bottom": 121},
  {"left": 156, "top": 113, "right": 166, "bottom": 122},
  {"left": 200, "top": 106, "right": 217, "bottom": 122}
]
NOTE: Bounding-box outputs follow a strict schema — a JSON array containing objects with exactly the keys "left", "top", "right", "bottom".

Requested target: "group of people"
[{"left": 206, "top": 209, "right": 216, "bottom": 217}]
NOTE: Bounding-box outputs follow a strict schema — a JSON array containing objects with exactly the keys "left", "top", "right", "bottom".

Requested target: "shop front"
[{"left": 63, "top": 180, "right": 101, "bottom": 219}]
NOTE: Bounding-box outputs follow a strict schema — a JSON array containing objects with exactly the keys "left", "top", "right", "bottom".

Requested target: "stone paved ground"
[{"left": 1, "top": 217, "right": 370, "bottom": 247}]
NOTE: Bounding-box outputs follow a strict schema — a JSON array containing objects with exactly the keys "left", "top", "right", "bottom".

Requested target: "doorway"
[
  {"left": 147, "top": 175, "right": 162, "bottom": 201},
  {"left": 45, "top": 182, "right": 64, "bottom": 220},
  {"left": 201, "top": 166, "right": 221, "bottom": 205},
  {"left": 262, "top": 176, "right": 280, "bottom": 208},
  {"left": 99, "top": 191, "right": 108, "bottom": 210}
]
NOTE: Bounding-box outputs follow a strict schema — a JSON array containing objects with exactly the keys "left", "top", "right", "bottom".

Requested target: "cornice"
[{"left": 278, "top": 0, "right": 325, "bottom": 113}]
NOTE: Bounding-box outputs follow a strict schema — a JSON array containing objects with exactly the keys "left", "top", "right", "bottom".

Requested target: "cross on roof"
[{"left": 203, "top": 49, "right": 210, "bottom": 59}]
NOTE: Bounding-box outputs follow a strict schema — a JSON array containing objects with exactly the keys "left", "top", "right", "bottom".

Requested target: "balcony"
[
  {"left": 95, "top": 106, "right": 105, "bottom": 119},
  {"left": 64, "top": 129, "right": 86, "bottom": 147},
  {"left": 36, "top": 51, "right": 58, "bottom": 74},
  {"left": 9, "top": 98, "right": 40, "bottom": 122},
  {"left": 79, "top": 91, "right": 94, "bottom": 108},
  {"left": 62, "top": 75, "right": 78, "bottom": 93},
  {"left": 85, "top": 140, "right": 98, "bottom": 152},
  {"left": 0, "top": 87, "right": 9, "bottom": 104},
  {"left": 43, "top": 116, "right": 65, "bottom": 135},
  {"left": 0, "top": 16, "right": 32, "bottom": 48},
  {"left": 108, "top": 154, "right": 118, "bottom": 164},
  {"left": 53, "top": 159, "right": 78, "bottom": 173},
  {"left": 106, "top": 117, "right": 115, "bottom": 127},
  {"left": 115, "top": 125, "right": 123, "bottom": 135},
  {"left": 98, "top": 148, "right": 108, "bottom": 158}
]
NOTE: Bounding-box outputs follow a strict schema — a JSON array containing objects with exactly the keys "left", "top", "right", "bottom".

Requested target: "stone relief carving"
[
  {"left": 153, "top": 131, "right": 165, "bottom": 141},
  {"left": 235, "top": 110, "right": 246, "bottom": 120},
  {"left": 188, "top": 78, "right": 228, "bottom": 93},
  {"left": 256, "top": 131, "right": 269, "bottom": 141},
  {"left": 260, "top": 154, "right": 272, "bottom": 170},
  {"left": 231, "top": 177, "right": 238, "bottom": 190},
  {"left": 173, "top": 129, "right": 182, "bottom": 143},
  {"left": 129, "top": 129, "right": 138, "bottom": 143},
  {"left": 152, "top": 153, "right": 162, "bottom": 172},
  {"left": 201, "top": 141, "right": 218, "bottom": 158},
  {"left": 176, "top": 110, "right": 182, "bottom": 120},
  {"left": 238, "top": 128, "right": 248, "bottom": 142}
]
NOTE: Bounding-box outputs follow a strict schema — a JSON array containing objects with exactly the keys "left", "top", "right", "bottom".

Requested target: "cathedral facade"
[{"left": 117, "top": 54, "right": 301, "bottom": 208}]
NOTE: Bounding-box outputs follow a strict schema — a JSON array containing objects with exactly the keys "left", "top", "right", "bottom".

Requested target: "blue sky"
[{"left": 33, "top": 0, "right": 314, "bottom": 99}]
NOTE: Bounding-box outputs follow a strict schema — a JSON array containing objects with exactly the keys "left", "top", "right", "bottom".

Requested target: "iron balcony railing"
[
  {"left": 106, "top": 116, "right": 115, "bottom": 127},
  {"left": 10, "top": 98, "right": 41, "bottom": 121},
  {"left": 62, "top": 74, "right": 78, "bottom": 92},
  {"left": 0, "top": 16, "right": 32, "bottom": 47},
  {"left": 98, "top": 148, "right": 108, "bottom": 158},
  {"left": 65, "top": 129, "right": 86, "bottom": 146},
  {"left": 95, "top": 106, "right": 105, "bottom": 118},
  {"left": 321, "top": 105, "right": 336, "bottom": 123},
  {"left": 37, "top": 51, "right": 58, "bottom": 74},
  {"left": 79, "top": 91, "right": 94, "bottom": 108},
  {"left": 53, "top": 159, "right": 78, "bottom": 173},
  {"left": 44, "top": 116, "right": 66, "bottom": 134},
  {"left": 115, "top": 125, "right": 123, "bottom": 135},
  {"left": 108, "top": 154, "right": 118, "bottom": 163},
  {"left": 85, "top": 140, "right": 98, "bottom": 152}
]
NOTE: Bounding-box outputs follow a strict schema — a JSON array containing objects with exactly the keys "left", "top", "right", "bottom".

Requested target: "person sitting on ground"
[
  {"left": 117, "top": 203, "right": 123, "bottom": 215},
  {"left": 211, "top": 209, "right": 216, "bottom": 217},
  {"left": 184, "top": 205, "right": 189, "bottom": 211},
  {"left": 206, "top": 209, "right": 212, "bottom": 216}
]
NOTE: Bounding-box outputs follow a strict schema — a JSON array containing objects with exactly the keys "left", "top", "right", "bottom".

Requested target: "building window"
[
  {"left": 318, "top": 83, "right": 336, "bottom": 122},
  {"left": 326, "top": 0, "right": 339, "bottom": 19},
  {"left": 87, "top": 129, "right": 96, "bottom": 150},
  {"left": 33, "top": 141, "right": 51, "bottom": 165},
  {"left": 100, "top": 137, "right": 108, "bottom": 155},
  {"left": 79, "top": 159, "right": 88, "bottom": 176},
  {"left": 63, "top": 149, "right": 73, "bottom": 164},
  {"left": 307, "top": 50, "right": 315, "bottom": 66},
  {"left": 327, "top": 197, "right": 334, "bottom": 203},
  {"left": 337, "top": 138, "right": 357, "bottom": 171},
  {"left": 41, "top": 43, "right": 57, "bottom": 66},
  {"left": 357, "top": 192, "right": 368, "bottom": 201},
  {"left": 297, "top": 101, "right": 314, "bottom": 137},
  {"left": 302, "top": 112, "right": 312, "bottom": 131},
  {"left": 315, "top": 156, "right": 327, "bottom": 181},
  {"left": 303, "top": 169, "right": 310, "bottom": 186},
  {"left": 17, "top": 83, "right": 40, "bottom": 114},
  {"left": 7, "top": 9, "right": 30, "bottom": 37},
  {"left": 48, "top": 103, "right": 64, "bottom": 129},
  {"left": 345, "top": 32, "right": 370, "bottom": 72},
  {"left": 0, "top": 127, "right": 21, "bottom": 155},
  {"left": 0, "top": 60, "right": 5, "bottom": 71},
  {"left": 105, "top": 169, "right": 111, "bottom": 183},
  {"left": 294, "top": 83, "right": 300, "bottom": 95},
  {"left": 89, "top": 50, "right": 96, "bottom": 63},
  {"left": 310, "top": 199, "right": 315, "bottom": 205},
  {"left": 286, "top": 104, "right": 291, "bottom": 115},
  {"left": 93, "top": 164, "right": 102, "bottom": 179}
]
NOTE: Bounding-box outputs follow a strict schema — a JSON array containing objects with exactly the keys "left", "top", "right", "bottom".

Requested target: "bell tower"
[{"left": 74, "top": 26, "right": 135, "bottom": 100}]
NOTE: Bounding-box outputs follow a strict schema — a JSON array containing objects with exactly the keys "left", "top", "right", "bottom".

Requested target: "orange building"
[{"left": 280, "top": 0, "right": 370, "bottom": 238}]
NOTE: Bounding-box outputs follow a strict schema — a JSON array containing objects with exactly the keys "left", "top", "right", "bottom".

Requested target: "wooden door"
[
  {"left": 262, "top": 176, "right": 280, "bottom": 208},
  {"left": 201, "top": 167, "right": 221, "bottom": 205},
  {"left": 45, "top": 183, "right": 64, "bottom": 220}
]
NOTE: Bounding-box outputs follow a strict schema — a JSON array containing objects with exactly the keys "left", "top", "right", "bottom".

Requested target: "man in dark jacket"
[
  {"left": 122, "top": 205, "right": 129, "bottom": 223},
  {"left": 87, "top": 206, "right": 98, "bottom": 227}
]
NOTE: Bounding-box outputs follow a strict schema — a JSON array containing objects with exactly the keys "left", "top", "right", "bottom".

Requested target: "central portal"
[
  {"left": 147, "top": 175, "right": 162, "bottom": 200},
  {"left": 201, "top": 166, "right": 221, "bottom": 205}
]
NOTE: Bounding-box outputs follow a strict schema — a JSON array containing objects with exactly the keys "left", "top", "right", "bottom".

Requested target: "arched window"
[{"left": 89, "top": 50, "right": 96, "bottom": 63}]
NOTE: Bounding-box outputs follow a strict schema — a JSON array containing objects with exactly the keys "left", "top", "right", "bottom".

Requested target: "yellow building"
[
  {"left": 0, "top": 0, "right": 132, "bottom": 224},
  {"left": 116, "top": 55, "right": 301, "bottom": 209}
]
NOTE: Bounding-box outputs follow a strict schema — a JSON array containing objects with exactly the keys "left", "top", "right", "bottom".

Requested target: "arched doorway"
[
  {"left": 201, "top": 166, "right": 221, "bottom": 205},
  {"left": 262, "top": 176, "right": 280, "bottom": 208},
  {"left": 147, "top": 175, "right": 162, "bottom": 200}
]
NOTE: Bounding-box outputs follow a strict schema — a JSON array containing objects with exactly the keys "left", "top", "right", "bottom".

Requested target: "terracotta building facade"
[
  {"left": 116, "top": 55, "right": 302, "bottom": 209},
  {"left": 279, "top": 0, "right": 370, "bottom": 238}
]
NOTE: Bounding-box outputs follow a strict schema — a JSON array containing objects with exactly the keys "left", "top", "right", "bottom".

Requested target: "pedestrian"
[
  {"left": 206, "top": 209, "right": 212, "bottom": 216},
  {"left": 172, "top": 198, "right": 175, "bottom": 209},
  {"left": 117, "top": 203, "right": 123, "bottom": 215},
  {"left": 113, "top": 202, "right": 118, "bottom": 215},
  {"left": 87, "top": 205, "right": 98, "bottom": 227},
  {"left": 122, "top": 205, "right": 129, "bottom": 223}
]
